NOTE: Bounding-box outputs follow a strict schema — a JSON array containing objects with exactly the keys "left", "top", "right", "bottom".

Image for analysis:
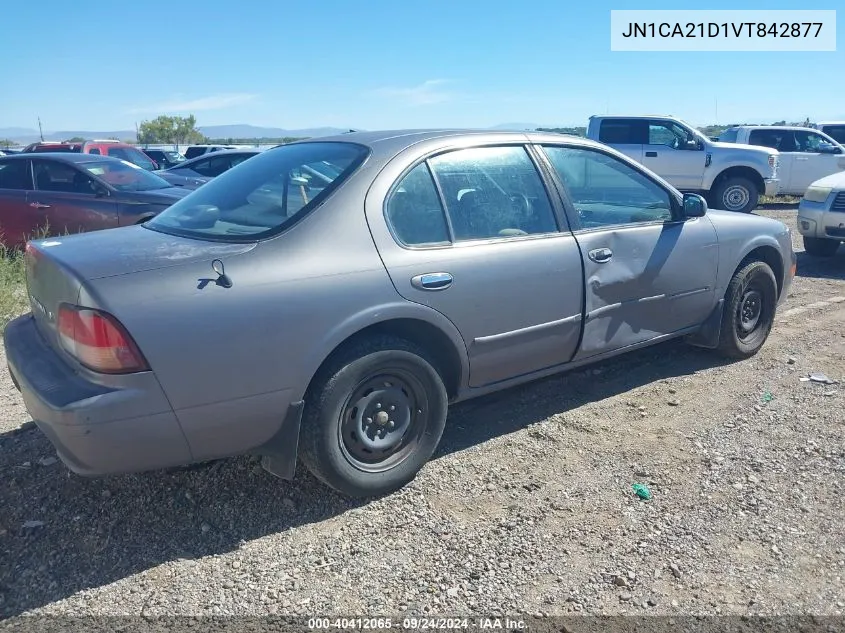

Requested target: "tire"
[
  {"left": 716, "top": 260, "right": 778, "bottom": 359},
  {"left": 710, "top": 177, "right": 758, "bottom": 213},
  {"left": 299, "top": 335, "right": 449, "bottom": 498},
  {"left": 802, "top": 236, "right": 840, "bottom": 258}
]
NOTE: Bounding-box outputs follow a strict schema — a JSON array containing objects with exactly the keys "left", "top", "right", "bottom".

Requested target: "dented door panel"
[{"left": 573, "top": 218, "right": 719, "bottom": 358}]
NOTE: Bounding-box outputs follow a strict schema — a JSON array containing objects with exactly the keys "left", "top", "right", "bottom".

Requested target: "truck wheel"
[
  {"left": 802, "top": 236, "right": 840, "bottom": 257},
  {"left": 711, "top": 177, "right": 758, "bottom": 213},
  {"left": 716, "top": 260, "right": 778, "bottom": 359},
  {"left": 299, "top": 335, "right": 449, "bottom": 498}
]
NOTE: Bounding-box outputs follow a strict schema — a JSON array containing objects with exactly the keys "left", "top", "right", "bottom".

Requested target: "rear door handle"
[
  {"left": 588, "top": 248, "right": 613, "bottom": 263},
  {"left": 28, "top": 202, "right": 51, "bottom": 209},
  {"left": 411, "top": 272, "right": 453, "bottom": 291},
  {"left": 645, "top": 151, "right": 658, "bottom": 157}
]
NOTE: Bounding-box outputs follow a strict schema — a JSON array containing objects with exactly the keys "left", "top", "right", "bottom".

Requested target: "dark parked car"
[
  {"left": 141, "top": 148, "right": 187, "bottom": 170},
  {"left": 154, "top": 149, "right": 261, "bottom": 190},
  {"left": 5, "top": 130, "right": 795, "bottom": 499},
  {"left": 183, "top": 144, "right": 237, "bottom": 159},
  {"left": 0, "top": 153, "right": 190, "bottom": 248}
]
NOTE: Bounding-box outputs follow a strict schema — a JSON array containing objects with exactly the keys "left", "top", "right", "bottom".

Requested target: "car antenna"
[{"left": 211, "top": 259, "right": 233, "bottom": 288}]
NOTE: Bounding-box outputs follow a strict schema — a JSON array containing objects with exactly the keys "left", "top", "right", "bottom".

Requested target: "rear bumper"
[
  {"left": 763, "top": 179, "right": 779, "bottom": 197},
  {"left": 3, "top": 314, "right": 193, "bottom": 476}
]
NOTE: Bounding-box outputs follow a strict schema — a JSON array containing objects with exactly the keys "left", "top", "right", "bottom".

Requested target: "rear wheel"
[
  {"left": 802, "top": 236, "right": 840, "bottom": 257},
  {"left": 299, "top": 335, "right": 448, "bottom": 498},
  {"left": 716, "top": 260, "right": 778, "bottom": 359},
  {"left": 710, "top": 177, "right": 758, "bottom": 213}
]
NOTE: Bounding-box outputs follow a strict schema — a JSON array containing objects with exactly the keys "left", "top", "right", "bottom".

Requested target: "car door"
[
  {"left": 367, "top": 143, "right": 585, "bottom": 388},
  {"left": 538, "top": 144, "right": 719, "bottom": 359},
  {"left": 29, "top": 159, "right": 119, "bottom": 237},
  {"left": 596, "top": 118, "right": 644, "bottom": 164},
  {"left": 788, "top": 130, "right": 845, "bottom": 193},
  {"left": 641, "top": 120, "right": 706, "bottom": 190},
  {"left": 0, "top": 158, "right": 36, "bottom": 247}
]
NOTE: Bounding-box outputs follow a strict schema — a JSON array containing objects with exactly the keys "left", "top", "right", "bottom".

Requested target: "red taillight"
[{"left": 57, "top": 305, "right": 149, "bottom": 374}]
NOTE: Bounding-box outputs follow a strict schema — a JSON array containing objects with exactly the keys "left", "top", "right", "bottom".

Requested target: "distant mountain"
[{"left": 0, "top": 125, "right": 352, "bottom": 144}]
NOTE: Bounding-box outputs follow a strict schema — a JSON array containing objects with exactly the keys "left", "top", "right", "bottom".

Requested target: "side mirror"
[
  {"left": 683, "top": 193, "right": 707, "bottom": 218},
  {"left": 818, "top": 143, "right": 841, "bottom": 155},
  {"left": 94, "top": 184, "right": 109, "bottom": 198},
  {"left": 684, "top": 139, "right": 701, "bottom": 150}
]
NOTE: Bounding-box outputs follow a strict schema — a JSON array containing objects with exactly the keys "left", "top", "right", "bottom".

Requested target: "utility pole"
[{"left": 37, "top": 117, "right": 44, "bottom": 141}]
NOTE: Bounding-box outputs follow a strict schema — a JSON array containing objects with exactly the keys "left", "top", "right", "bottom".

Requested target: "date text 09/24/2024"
[{"left": 307, "top": 617, "right": 527, "bottom": 630}]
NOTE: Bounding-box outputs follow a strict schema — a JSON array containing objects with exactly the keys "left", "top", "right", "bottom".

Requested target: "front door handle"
[
  {"left": 645, "top": 151, "right": 658, "bottom": 157},
  {"left": 411, "top": 272, "right": 453, "bottom": 291},
  {"left": 588, "top": 248, "right": 613, "bottom": 263},
  {"left": 795, "top": 156, "right": 809, "bottom": 161},
  {"left": 28, "top": 202, "right": 51, "bottom": 209}
]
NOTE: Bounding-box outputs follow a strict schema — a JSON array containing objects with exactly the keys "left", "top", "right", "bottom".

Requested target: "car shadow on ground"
[
  {"left": 0, "top": 339, "right": 730, "bottom": 618},
  {"left": 794, "top": 249, "right": 845, "bottom": 281}
]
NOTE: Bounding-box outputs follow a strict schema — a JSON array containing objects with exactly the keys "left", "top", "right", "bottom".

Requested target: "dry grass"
[{"left": 0, "top": 244, "right": 27, "bottom": 332}]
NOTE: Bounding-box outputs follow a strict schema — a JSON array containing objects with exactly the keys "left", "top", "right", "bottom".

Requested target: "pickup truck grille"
[{"left": 832, "top": 192, "right": 845, "bottom": 212}]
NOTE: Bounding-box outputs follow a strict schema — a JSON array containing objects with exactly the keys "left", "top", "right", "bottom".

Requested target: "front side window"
[
  {"left": 80, "top": 159, "right": 172, "bottom": 192},
  {"left": 427, "top": 146, "right": 558, "bottom": 241},
  {"left": 33, "top": 160, "right": 99, "bottom": 195},
  {"left": 795, "top": 131, "right": 835, "bottom": 153},
  {"left": 542, "top": 146, "right": 674, "bottom": 228},
  {"left": 648, "top": 122, "right": 694, "bottom": 149},
  {"left": 146, "top": 142, "right": 369, "bottom": 241},
  {"left": 189, "top": 156, "right": 229, "bottom": 177},
  {"left": 0, "top": 160, "right": 32, "bottom": 190}
]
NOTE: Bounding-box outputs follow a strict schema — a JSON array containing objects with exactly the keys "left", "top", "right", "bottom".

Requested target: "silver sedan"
[{"left": 5, "top": 130, "right": 796, "bottom": 498}]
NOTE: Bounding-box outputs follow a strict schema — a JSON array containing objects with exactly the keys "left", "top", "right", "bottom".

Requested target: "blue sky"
[{"left": 2, "top": 0, "right": 842, "bottom": 132}]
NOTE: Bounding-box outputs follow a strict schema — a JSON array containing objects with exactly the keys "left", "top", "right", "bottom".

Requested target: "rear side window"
[
  {"left": 386, "top": 163, "right": 449, "bottom": 246},
  {"left": 146, "top": 142, "right": 369, "bottom": 241},
  {"left": 821, "top": 125, "right": 845, "bottom": 144},
  {"left": 718, "top": 128, "right": 739, "bottom": 143},
  {"left": 598, "top": 119, "right": 643, "bottom": 144},
  {"left": 0, "top": 160, "right": 32, "bottom": 190},
  {"left": 748, "top": 129, "right": 783, "bottom": 151},
  {"left": 88, "top": 148, "right": 102, "bottom": 155},
  {"left": 384, "top": 145, "right": 558, "bottom": 246}
]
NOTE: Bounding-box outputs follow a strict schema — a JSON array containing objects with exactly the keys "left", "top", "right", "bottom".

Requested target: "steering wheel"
[{"left": 174, "top": 204, "right": 220, "bottom": 229}]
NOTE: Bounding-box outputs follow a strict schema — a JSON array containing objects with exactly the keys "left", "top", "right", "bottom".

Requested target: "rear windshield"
[
  {"left": 82, "top": 159, "right": 175, "bottom": 192},
  {"left": 821, "top": 125, "right": 845, "bottom": 144},
  {"left": 145, "top": 141, "right": 369, "bottom": 242}
]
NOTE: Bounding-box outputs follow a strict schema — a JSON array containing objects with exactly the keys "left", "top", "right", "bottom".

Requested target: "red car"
[
  {"left": 21, "top": 140, "right": 159, "bottom": 171},
  {"left": 0, "top": 153, "right": 190, "bottom": 249}
]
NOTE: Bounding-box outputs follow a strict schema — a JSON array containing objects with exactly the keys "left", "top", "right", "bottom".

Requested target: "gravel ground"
[{"left": 1, "top": 206, "right": 844, "bottom": 620}]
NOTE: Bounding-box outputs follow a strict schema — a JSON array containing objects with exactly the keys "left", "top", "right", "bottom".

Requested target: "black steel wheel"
[{"left": 716, "top": 260, "right": 778, "bottom": 359}]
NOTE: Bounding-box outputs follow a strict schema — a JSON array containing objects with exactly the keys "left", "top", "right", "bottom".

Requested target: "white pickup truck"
[
  {"left": 717, "top": 126, "right": 845, "bottom": 197},
  {"left": 586, "top": 115, "right": 779, "bottom": 214}
]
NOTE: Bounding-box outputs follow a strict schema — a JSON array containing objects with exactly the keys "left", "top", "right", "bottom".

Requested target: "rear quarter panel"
[{"left": 84, "top": 162, "right": 469, "bottom": 456}]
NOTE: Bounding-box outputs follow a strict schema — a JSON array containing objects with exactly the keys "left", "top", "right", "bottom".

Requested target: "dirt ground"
[{"left": 1, "top": 206, "right": 843, "bottom": 620}]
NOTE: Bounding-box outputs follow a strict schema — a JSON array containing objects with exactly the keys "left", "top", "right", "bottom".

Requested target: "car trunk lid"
[{"left": 24, "top": 227, "right": 255, "bottom": 349}]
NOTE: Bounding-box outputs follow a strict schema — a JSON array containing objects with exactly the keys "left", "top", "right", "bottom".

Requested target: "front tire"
[
  {"left": 803, "top": 236, "right": 840, "bottom": 257},
  {"left": 710, "top": 177, "right": 758, "bottom": 213},
  {"left": 299, "top": 335, "right": 449, "bottom": 498},
  {"left": 716, "top": 260, "right": 778, "bottom": 359}
]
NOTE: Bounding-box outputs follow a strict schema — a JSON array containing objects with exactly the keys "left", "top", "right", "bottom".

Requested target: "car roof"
[
  {"left": 817, "top": 121, "right": 845, "bottom": 125},
  {"left": 734, "top": 125, "right": 820, "bottom": 132},
  {"left": 3, "top": 152, "right": 126, "bottom": 164},
  {"left": 283, "top": 128, "right": 606, "bottom": 158}
]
